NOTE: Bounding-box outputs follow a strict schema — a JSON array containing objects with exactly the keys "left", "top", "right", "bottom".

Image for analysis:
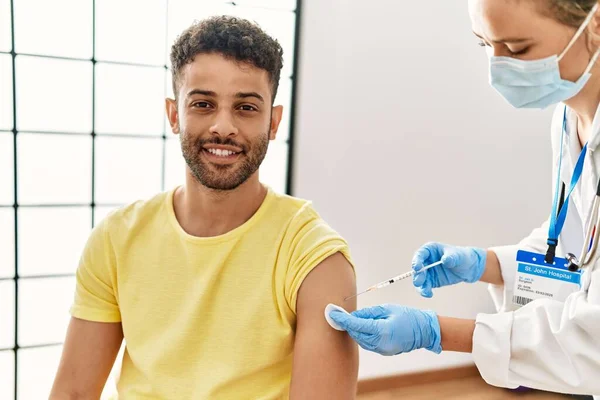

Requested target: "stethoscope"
[
  {"left": 546, "top": 106, "right": 600, "bottom": 272},
  {"left": 565, "top": 176, "right": 600, "bottom": 271}
]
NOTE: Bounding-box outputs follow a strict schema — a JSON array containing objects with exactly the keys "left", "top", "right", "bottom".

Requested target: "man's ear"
[
  {"left": 269, "top": 105, "right": 283, "bottom": 140},
  {"left": 165, "top": 98, "right": 180, "bottom": 134}
]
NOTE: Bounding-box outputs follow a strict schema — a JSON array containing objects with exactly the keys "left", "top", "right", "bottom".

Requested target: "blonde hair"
[{"left": 544, "top": 0, "right": 596, "bottom": 27}]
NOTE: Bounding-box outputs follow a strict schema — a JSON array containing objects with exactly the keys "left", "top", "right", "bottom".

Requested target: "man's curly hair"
[{"left": 170, "top": 15, "right": 284, "bottom": 103}]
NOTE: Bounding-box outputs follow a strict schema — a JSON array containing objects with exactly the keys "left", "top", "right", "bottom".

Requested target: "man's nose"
[{"left": 209, "top": 110, "right": 238, "bottom": 137}]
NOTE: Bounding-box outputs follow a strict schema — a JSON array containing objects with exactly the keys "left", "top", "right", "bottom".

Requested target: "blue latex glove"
[
  {"left": 412, "top": 242, "right": 487, "bottom": 298},
  {"left": 329, "top": 304, "right": 442, "bottom": 356}
]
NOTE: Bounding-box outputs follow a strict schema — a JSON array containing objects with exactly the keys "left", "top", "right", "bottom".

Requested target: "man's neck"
[{"left": 173, "top": 172, "right": 268, "bottom": 237}]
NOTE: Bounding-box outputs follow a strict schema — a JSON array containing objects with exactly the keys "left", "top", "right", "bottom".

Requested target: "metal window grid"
[{"left": 3, "top": 0, "right": 303, "bottom": 398}]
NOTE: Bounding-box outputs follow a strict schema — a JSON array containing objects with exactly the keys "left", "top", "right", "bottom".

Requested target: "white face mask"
[{"left": 488, "top": 3, "right": 600, "bottom": 109}]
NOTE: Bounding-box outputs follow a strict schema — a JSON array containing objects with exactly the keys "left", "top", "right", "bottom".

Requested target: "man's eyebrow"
[
  {"left": 235, "top": 91, "right": 265, "bottom": 103},
  {"left": 186, "top": 89, "right": 216, "bottom": 98},
  {"left": 473, "top": 31, "right": 532, "bottom": 43}
]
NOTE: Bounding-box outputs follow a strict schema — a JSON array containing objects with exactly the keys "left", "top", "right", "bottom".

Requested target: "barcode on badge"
[{"left": 513, "top": 295, "right": 533, "bottom": 306}]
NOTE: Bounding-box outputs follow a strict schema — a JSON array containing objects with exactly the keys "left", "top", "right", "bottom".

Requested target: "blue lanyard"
[{"left": 546, "top": 106, "right": 588, "bottom": 263}]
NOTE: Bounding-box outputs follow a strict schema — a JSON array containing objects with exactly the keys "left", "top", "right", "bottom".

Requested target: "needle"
[{"left": 344, "top": 261, "right": 443, "bottom": 301}]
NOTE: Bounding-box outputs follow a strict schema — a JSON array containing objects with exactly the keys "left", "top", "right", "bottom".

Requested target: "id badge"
[{"left": 512, "top": 250, "right": 582, "bottom": 308}]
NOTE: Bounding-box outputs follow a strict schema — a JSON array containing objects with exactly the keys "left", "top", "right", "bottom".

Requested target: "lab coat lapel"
[
  {"left": 577, "top": 105, "right": 600, "bottom": 244},
  {"left": 561, "top": 108, "right": 585, "bottom": 222}
]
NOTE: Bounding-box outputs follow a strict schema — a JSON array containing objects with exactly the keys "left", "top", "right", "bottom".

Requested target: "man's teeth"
[{"left": 207, "top": 148, "right": 237, "bottom": 157}]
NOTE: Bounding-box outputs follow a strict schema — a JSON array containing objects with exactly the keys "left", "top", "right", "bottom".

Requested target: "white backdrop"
[{"left": 293, "top": 0, "right": 555, "bottom": 379}]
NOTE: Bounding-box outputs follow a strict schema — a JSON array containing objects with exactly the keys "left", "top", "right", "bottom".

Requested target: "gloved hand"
[
  {"left": 412, "top": 242, "right": 487, "bottom": 298},
  {"left": 329, "top": 304, "right": 441, "bottom": 356}
]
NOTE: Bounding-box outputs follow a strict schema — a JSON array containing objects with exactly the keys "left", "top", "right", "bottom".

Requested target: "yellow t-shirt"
[{"left": 70, "top": 186, "right": 353, "bottom": 399}]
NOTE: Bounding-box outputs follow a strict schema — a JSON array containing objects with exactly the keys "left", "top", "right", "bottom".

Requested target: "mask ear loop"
[
  {"left": 583, "top": 48, "right": 600, "bottom": 75},
  {"left": 558, "top": 3, "right": 600, "bottom": 62}
]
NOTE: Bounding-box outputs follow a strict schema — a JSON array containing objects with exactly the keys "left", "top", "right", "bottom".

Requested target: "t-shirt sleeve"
[
  {"left": 70, "top": 217, "right": 121, "bottom": 323},
  {"left": 282, "top": 204, "right": 355, "bottom": 314}
]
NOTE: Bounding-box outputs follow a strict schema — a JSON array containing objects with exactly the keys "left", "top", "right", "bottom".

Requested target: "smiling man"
[{"left": 49, "top": 16, "right": 358, "bottom": 400}]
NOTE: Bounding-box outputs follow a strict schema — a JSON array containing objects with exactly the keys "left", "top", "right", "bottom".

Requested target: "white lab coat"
[{"left": 472, "top": 103, "right": 600, "bottom": 399}]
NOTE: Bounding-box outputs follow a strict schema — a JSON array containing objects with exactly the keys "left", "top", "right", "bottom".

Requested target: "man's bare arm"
[
  {"left": 49, "top": 317, "right": 123, "bottom": 400},
  {"left": 290, "top": 252, "right": 358, "bottom": 400}
]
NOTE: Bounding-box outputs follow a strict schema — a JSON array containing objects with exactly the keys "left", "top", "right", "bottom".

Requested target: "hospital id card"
[{"left": 512, "top": 250, "right": 582, "bottom": 308}]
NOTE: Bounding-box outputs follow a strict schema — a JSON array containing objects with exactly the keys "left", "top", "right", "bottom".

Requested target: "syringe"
[{"left": 344, "top": 260, "right": 443, "bottom": 301}]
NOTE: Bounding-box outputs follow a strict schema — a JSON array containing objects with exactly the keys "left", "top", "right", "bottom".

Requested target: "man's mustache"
[{"left": 194, "top": 137, "right": 248, "bottom": 153}]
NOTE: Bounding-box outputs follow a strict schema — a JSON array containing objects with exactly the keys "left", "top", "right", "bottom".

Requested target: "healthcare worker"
[{"left": 329, "top": 0, "right": 600, "bottom": 397}]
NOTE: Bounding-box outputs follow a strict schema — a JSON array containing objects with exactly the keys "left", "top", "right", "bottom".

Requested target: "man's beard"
[{"left": 180, "top": 128, "right": 270, "bottom": 191}]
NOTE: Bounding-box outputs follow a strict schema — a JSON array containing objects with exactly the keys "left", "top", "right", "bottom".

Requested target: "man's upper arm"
[
  {"left": 50, "top": 317, "right": 123, "bottom": 399},
  {"left": 70, "top": 219, "right": 121, "bottom": 323},
  {"left": 51, "top": 216, "right": 123, "bottom": 399},
  {"left": 290, "top": 252, "right": 358, "bottom": 400}
]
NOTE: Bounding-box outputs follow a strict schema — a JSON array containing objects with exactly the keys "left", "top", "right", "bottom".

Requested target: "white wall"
[{"left": 293, "top": 0, "right": 555, "bottom": 379}]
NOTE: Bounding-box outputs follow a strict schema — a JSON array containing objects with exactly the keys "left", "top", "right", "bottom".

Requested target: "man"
[{"left": 50, "top": 16, "right": 358, "bottom": 399}]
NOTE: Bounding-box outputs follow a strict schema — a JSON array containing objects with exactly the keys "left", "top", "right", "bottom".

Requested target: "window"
[{"left": 0, "top": 0, "right": 301, "bottom": 398}]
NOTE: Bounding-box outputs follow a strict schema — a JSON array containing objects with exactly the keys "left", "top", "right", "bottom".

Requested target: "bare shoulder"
[
  {"left": 290, "top": 252, "right": 358, "bottom": 400},
  {"left": 297, "top": 252, "right": 356, "bottom": 312}
]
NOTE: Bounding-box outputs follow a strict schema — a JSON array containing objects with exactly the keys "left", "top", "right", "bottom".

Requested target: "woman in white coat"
[{"left": 329, "top": 0, "right": 600, "bottom": 397}]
